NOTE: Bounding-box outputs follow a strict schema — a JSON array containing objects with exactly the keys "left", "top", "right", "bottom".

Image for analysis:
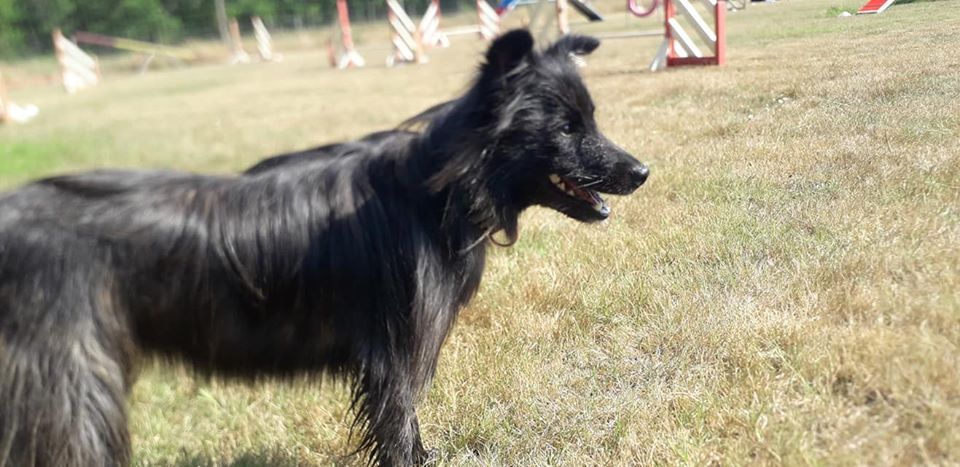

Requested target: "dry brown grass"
[{"left": 1, "top": 0, "right": 958, "bottom": 464}]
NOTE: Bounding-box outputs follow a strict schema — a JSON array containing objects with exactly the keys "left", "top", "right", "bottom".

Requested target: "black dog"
[{"left": 0, "top": 30, "right": 647, "bottom": 466}]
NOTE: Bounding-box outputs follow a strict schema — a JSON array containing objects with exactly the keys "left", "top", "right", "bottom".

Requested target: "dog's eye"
[{"left": 560, "top": 123, "right": 575, "bottom": 135}]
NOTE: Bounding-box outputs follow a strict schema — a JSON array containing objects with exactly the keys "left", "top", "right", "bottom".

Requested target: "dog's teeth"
[
  {"left": 566, "top": 190, "right": 575, "bottom": 196},
  {"left": 548, "top": 174, "right": 560, "bottom": 184}
]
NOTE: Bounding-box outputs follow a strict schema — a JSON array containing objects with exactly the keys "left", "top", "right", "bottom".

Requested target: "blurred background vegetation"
[{"left": 0, "top": 0, "right": 473, "bottom": 57}]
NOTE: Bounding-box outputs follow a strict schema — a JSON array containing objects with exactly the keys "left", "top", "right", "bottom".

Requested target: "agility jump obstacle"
[
  {"left": 73, "top": 31, "right": 195, "bottom": 61},
  {"left": 52, "top": 29, "right": 100, "bottom": 94},
  {"left": 649, "top": 0, "right": 726, "bottom": 70},
  {"left": 73, "top": 30, "right": 196, "bottom": 73},
  {"left": 536, "top": 0, "right": 723, "bottom": 70},
  {"left": 857, "top": 0, "right": 895, "bottom": 14},
  {"left": 334, "top": 0, "right": 499, "bottom": 69},
  {"left": 329, "top": 0, "right": 366, "bottom": 69},
  {"left": 521, "top": 0, "right": 604, "bottom": 41},
  {"left": 442, "top": 0, "right": 501, "bottom": 41},
  {"left": 228, "top": 18, "right": 251, "bottom": 64},
  {"left": 528, "top": 0, "right": 657, "bottom": 42},
  {"left": 420, "top": 0, "right": 451, "bottom": 48},
  {"left": 227, "top": 17, "right": 280, "bottom": 64},
  {"left": 386, "top": 0, "right": 431, "bottom": 66},
  {"left": 477, "top": 0, "right": 502, "bottom": 40},
  {"left": 252, "top": 16, "right": 282, "bottom": 62},
  {"left": 0, "top": 71, "right": 38, "bottom": 124}
]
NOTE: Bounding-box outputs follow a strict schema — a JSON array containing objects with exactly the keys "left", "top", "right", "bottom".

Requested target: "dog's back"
[{"left": 244, "top": 130, "right": 418, "bottom": 175}]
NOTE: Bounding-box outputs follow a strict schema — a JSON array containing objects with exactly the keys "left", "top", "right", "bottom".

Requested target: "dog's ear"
[
  {"left": 546, "top": 34, "right": 601, "bottom": 58},
  {"left": 484, "top": 29, "right": 534, "bottom": 76}
]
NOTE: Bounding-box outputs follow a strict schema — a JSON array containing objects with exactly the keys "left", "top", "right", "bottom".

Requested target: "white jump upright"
[
  {"left": 52, "top": 29, "right": 100, "bottom": 94},
  {"left": 329, "top": 0, "right": 365, "bottom": 69},
  {"left": 0, "top": 72, "right": 39, "bottom": 125},
  {"left": 387, "top": 0, "right": 425, "bottom": 66},
  {"left": 420, "top": 0, "right": 450, "bottom": 48},
  {"left": 251, "top": 16, "right": 282, "bottom": 62},
  {"left": 477, "top": 0, "right": 501, "bottom": 40}
]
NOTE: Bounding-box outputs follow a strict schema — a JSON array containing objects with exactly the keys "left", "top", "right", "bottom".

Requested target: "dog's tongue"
[{"left": 564, "top": 177, "right": 609, "bottom": 215}]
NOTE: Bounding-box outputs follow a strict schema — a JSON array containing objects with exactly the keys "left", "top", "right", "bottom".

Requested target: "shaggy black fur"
[{"left": 0, "top": 30, "right": 647, "bottom": 466}]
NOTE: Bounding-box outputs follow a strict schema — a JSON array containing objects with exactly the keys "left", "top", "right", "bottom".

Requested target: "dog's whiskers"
[{"left": 578, "top": 179, "right": 604, "bottom": 189}]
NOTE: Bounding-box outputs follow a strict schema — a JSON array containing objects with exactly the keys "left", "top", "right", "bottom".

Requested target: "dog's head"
[
  {"left": 413, "top": 30, "right": 648, "bottom": 240},
  {"left": 472, "top": 29, "right": 648, "bottom": 224}
]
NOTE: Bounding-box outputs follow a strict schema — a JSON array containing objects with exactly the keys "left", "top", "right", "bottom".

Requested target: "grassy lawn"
[{"left": 1, "top": 0, "right": 958, "bottom": 464}]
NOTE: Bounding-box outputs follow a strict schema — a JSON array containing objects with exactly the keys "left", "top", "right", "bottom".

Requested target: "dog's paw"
[{"left": 414, "top": 447, "right": 439, "bottom": 466}]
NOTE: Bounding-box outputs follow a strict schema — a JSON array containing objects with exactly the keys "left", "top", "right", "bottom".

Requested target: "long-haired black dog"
[{"left": 0, "top": 30, "right": 647, "bottom": 466}]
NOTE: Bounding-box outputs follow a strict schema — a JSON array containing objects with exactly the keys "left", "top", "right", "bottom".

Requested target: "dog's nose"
[{"left": 629, "top": 164, "right": 649, "bottom": 187}]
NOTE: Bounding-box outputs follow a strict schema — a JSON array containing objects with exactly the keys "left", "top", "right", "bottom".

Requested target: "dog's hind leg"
[
  {"left": 0, "top": 271, "right": 132, "bottom": 467},
  {"left": 0, "top": 332, "right": 131, "bottom": 467}
]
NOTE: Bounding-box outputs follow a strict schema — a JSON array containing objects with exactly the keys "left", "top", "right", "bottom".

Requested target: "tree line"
[{"left": 0, "top": 0, "right": 466, "bottom": 57}]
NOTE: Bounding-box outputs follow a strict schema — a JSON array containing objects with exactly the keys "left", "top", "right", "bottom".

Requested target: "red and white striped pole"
[
  {"left": 477, "top": 0, "right": 500, "bottom": 40},
  {"left": 715, "top": 0, "right": 726, "bottom": 65},
  {"left": 652, "top": 0, "right": 726, "bottom": 70},
  {"left": 664, "top": 0, "right": 675, "bottom": 61},
  {"left": 420, "top": 0, "right": 450, "bottom": 48},
  {"left": 228, "top": 18, "right": 251, "bottom": 64},
  {"left": 387, "top": 0, "right": 425, "bottom": 66},
  {"left": 329, "top": 0, "right": 365, "bottom": 68}
]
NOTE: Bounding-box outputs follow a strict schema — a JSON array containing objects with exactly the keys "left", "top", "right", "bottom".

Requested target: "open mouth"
[{"left": 548, "top": 173, "right": 610, "bottom": 217}]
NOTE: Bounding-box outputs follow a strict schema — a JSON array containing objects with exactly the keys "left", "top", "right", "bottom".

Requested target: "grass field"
[{"left": 1, "top": 0, "right": 959, "bottom": 464}]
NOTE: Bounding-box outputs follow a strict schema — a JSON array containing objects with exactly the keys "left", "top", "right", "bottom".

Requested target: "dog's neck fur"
[{"left": 402, "top": 91, "right": 521, "bottom": 250}]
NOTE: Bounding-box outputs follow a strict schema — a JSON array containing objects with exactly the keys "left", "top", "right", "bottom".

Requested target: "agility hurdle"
[
  {"left": 534, "top": 0, "right": 722, "bottom": 70},
  {"left": 73, "top": 30, "right": 196, "bottom": 73},
  {"left": 387, "top": 0, "right": 426, "bottom": 66},
  {"left": 0, "top": 72, "right": 39, "bottom": 124},
  {"left": 420, "top": 0, "right": 450, "bottom": 48},
  {"left": 857, "top": 0, "right": 895, "bottom": 14},
  {"left": 329, "top": 0, "right": 365, "bottom": 69},
  {"left": 73, "top": 31, "right": 195, "bottom": 60},
  {"left": 478, "top": 0, "right": 501, "bottom": 40},
  {"left": 442, "top": 0, "right": 501, "bottom": 41},
  {"left": 252, "top": 17, "right": 282, "bottom": 62},
  {"left": 52, "top": 29, "right": 100, "bottom": 94},
  {"left": 524, "top": 0, "right": 605, "bottom": 41},
  {"left": 535, "top": 0, "right": 660, "bottom": 44},
  {"left": 649, "top": 0, "right": 726, "bottom": 70},
  {"left": 228, "top": 18, "right": 251, "bottom": 64}
]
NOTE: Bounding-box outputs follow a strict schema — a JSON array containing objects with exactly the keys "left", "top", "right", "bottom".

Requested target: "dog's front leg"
[{"left": 356, "top": 356, "right": 430, "bottom": 466}]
